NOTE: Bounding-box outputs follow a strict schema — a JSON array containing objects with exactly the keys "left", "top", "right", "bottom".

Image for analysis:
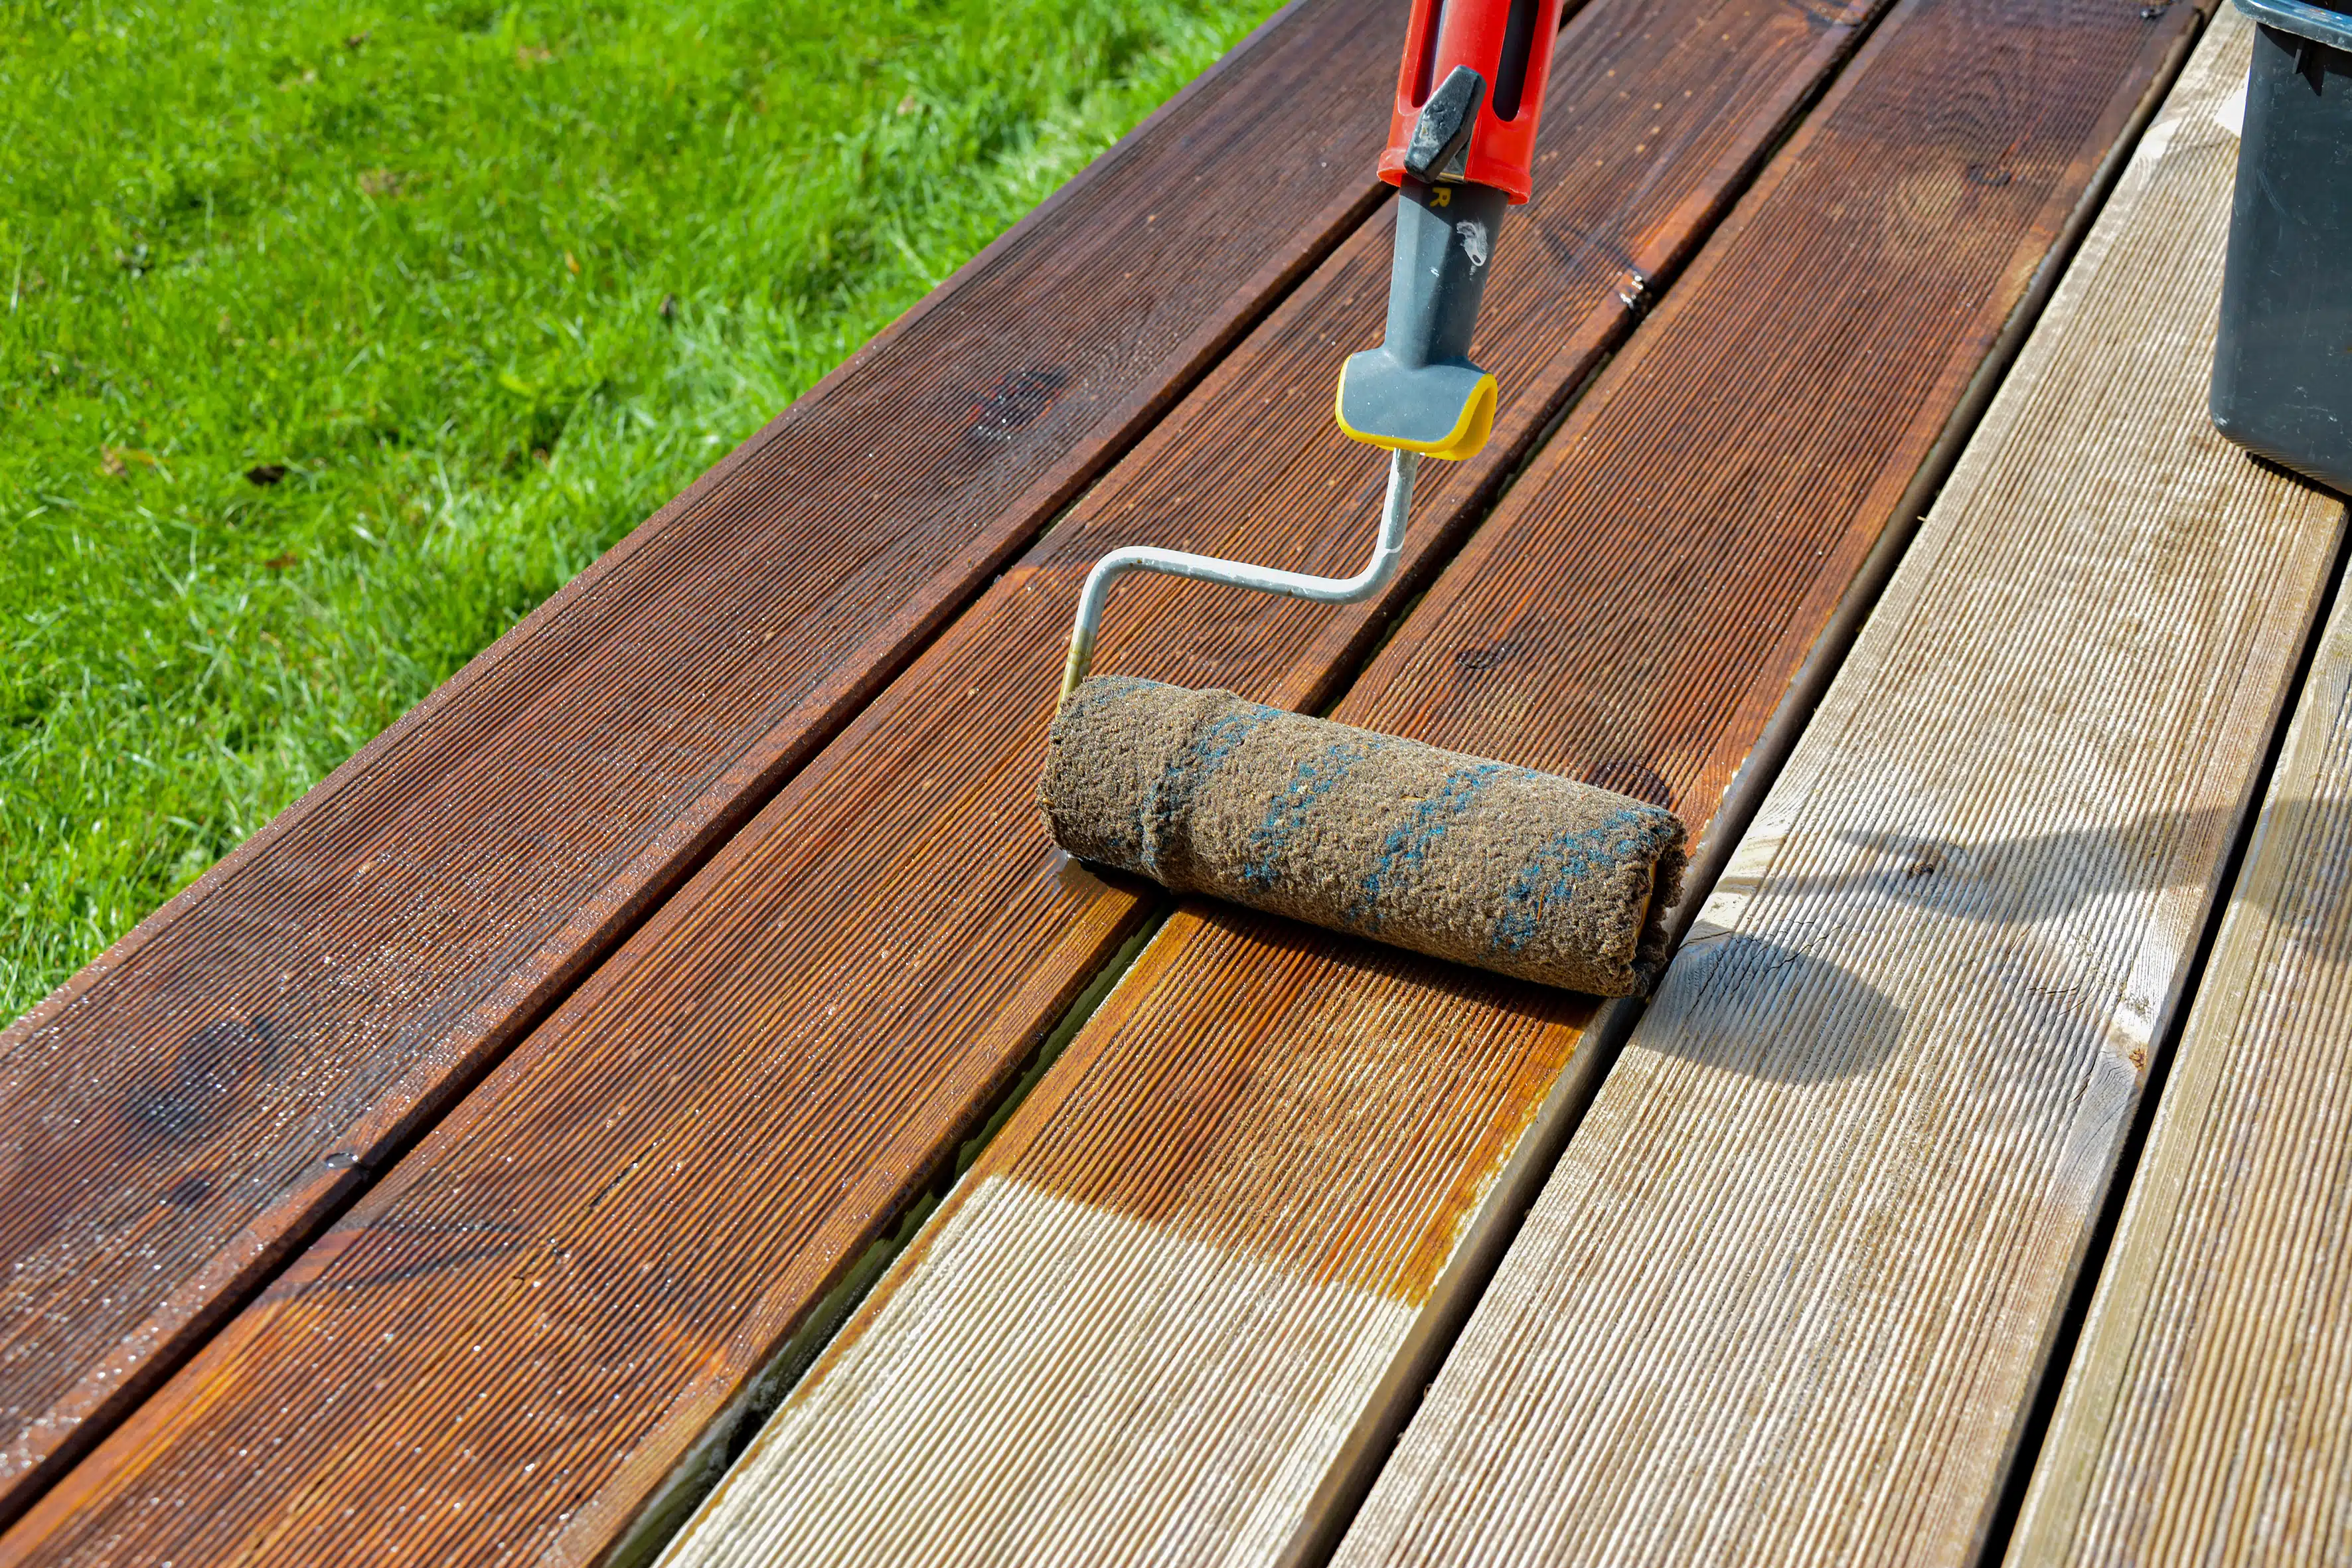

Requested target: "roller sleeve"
[{"left": 1040, "top": 678, "right": 1686, "bottom": 996}]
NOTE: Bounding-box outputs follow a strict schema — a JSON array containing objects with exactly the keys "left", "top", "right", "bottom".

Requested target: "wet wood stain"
[{"left": 655, "top": 0, "right": 2219, "bottom": 1562}]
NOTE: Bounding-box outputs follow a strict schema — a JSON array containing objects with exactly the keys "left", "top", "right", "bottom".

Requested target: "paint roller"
[{"left": 1040, "top": 0, "right": 1685, "bottom": 996}]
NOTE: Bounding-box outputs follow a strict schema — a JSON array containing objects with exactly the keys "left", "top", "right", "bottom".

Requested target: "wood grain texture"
[
  {"left": 1336, "top": 13, "right": 2347, "bottom": 1565},
  {"left": 0, "top": 0, "right": 1867, "bottom": 1557},
  {"left": 2013, "top": 576, "right": 2352, "bottom": 1568},
  {"left": 0, "top": 0, "right": 1410, "bottom": 1521},
  {"left": 652, "top": 0, "right": 2216, "bottom": 1561},
  {"left": 2003, "top": 24, "right": 2352, "bottom": 1558}
]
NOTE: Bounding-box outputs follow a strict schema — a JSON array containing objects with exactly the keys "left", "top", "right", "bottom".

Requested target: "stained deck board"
[
  {"left": 0, "top": 0, "right": 1882, "bottom": 1557},
  {"left": 0, "top": 0, "right": 1416, "bottom": 1520},
  {"left": 1332, "top": 13, "right": 2349, "bottom": 1565},
  {"left": 645, "top": 0, "right": 2219, "bottom": 1560},
  {"left": 2004, "top": 25, "right": 2352, "bottom": 1551}
]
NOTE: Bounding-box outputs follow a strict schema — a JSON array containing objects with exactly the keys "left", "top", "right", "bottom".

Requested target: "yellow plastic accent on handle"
[{"left": 1331, "top": 366, "right": 1498, "bottom": 461}]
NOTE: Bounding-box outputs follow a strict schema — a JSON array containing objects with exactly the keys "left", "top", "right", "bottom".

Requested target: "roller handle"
[
  {"left": 1337, "top": 0, "right": 1562, "bottom": 461},
  {"left": 1379, "top": 0, "right": 1565, "bottom": 204}
]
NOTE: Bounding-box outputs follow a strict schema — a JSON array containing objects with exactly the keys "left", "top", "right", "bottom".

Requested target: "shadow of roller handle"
[{"left": 1056, "top": 447, "right": 1420, "bottom": 702}]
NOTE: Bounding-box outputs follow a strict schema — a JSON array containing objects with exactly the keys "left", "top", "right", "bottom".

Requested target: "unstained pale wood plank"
[
  {"left": 650, "top": 0, "right": 2213, "bottom": 1562},
  {"left": 2007, "top": 25, "right": 2352, "bottom": 1554},
  {"left": 0, "top": 0, "right": 1869, "bottom": 1557},
  {"left": 1336, "top": 13, "right": 2345, "bottom": 1565}
]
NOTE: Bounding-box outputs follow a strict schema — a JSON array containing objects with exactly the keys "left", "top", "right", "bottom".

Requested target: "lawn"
[{"left": 0, "top": 0, "right": 1278, "bottom": 1021}]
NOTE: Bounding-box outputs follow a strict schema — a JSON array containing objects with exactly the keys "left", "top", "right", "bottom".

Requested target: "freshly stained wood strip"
[
  {"left": 0, "top": 0, "right": 1873, "bottom": 1558},
  {"left": 2004, "top": 25, "right": 2352, "bottom": 1555},
  {"left": 1336, "top": 14, "right": 2347, "bottom": 1565},
  {"left": 651, "top": 0, "right": 2216, "bottom": 1561},
  {"left": 0, "top": 0, "right": 1412, "bottom": 1518}
]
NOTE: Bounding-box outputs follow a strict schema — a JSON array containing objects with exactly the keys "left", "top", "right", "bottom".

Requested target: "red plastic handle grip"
[{"left": 1377, "top": 0, "right": 1564, "bottom": 203}]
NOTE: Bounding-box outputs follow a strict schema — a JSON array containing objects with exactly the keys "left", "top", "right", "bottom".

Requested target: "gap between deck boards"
[
  {"left": 1980, "top": 14, "right": 2352, "bottom": 1555},
  {"left": 642, "top": 0, "right": 2223, "bottom": 1563},
  {"left": 1330, "top": 8, "right": 2344, "bottom": 1559},
  {"left": 1977, "top": 498, "right": 2352, "bottom": 1568},
  {"left": 0, "top": 0, "right": 1928, "bottom": 1551}
]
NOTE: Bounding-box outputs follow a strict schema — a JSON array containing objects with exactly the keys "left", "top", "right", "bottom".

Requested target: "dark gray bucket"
[{"left": 2211, "top": 0, "right": 2352, "bottom": 495}]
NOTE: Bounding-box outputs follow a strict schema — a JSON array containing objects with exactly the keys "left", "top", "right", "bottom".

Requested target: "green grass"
[{"left": 0, "top": 0, "right": 1279, "bottom": 1020}]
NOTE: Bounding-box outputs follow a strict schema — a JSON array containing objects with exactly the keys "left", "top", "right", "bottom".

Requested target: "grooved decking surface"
[
  {"left": 5, "top": 0, "right": 2341, "bottom": 1559},
  {"left": 2018, "top": 555, "right": 2352, "bottom": 1568},
  {"left": 2005, "top": 25, "right": 2352, "bottom": 1556},
  {"left": 651, "top": 0, "right": 2214, "bottom": 1557},
  {"left": 0, "top": 0, "right": 1867, "bottom": 1555},
  {"left": 0, "top": 0, "right": 1406, "bottom": 1520},
  {"left": 1334, "top": 11, "right": 2346, "bottom": 1563}
]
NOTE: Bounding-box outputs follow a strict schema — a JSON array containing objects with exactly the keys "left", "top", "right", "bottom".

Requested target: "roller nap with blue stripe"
[
  {"left": 1040, "top": 681, "right": 1684, "bottom": 996},
  {"left": 1038, "top": 0, "right": 1686, "bottom": 993}
]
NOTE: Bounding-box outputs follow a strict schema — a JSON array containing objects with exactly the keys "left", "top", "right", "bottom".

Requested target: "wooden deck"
[{"left": 1, "top": 1, "right": 2343, "bottom": 1564}]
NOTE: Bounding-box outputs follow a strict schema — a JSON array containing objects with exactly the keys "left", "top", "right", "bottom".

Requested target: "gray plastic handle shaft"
[{"left": 1058, "top": 448, "right": 1420, "bottom": 700}]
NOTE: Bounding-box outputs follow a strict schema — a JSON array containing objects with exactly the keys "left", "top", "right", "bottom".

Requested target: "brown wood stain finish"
[
  {"left": 1338, "top": 8, "right": 2337, "bottom": 1560},
  {"left": 649, "top": 1, "right": 2210, "bottom": 1562},
  {"left": 0, "top": 0, "right": 1405, "bottom": 1521},
  {"left": 946, "top": 905, "right": 1595, "bottom": 1301},
  {"left": 933, "top": 0, "right": 2211, "bottom": 1287},
  {"left": 0, "top": 0, "right": 1895, "bottom": 1558}
]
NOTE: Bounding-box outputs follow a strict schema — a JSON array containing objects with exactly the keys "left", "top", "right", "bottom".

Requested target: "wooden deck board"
[
  {"left": 1334, "top": 13, "right": 2347, "bottom": 1565},
  {"left": 0, "top": 0, "right": 1879, "bottom": 1557},
  {"left": 649, "top": 0, "right": 2215, "bottom": 1561},
  {"left": 2007, "top": 24, "right": 2352, "bottom": 1553},
  {"left": 0, "top": 0, "right": 1409, "bottom": 1519}
]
